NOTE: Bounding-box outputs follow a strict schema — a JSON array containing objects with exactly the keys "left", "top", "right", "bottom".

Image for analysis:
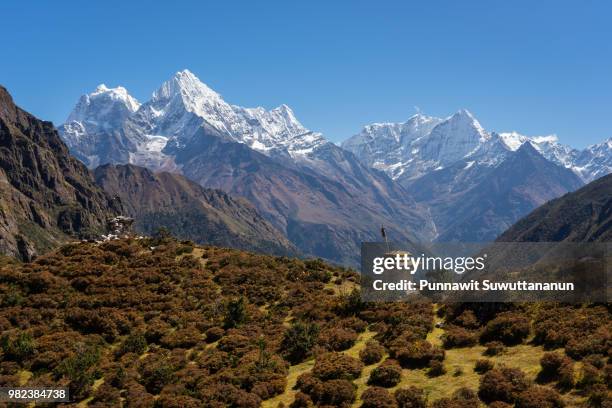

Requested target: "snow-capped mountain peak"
[
  {"left": 66, "top": 84, "right": 140, "bottom": 125},
  {"left": 499, "top": 131, "right": 559, "bottom": 151},
  {"left": 151, "top": 69, "right": 223, "bottom": 108},
  {"left": 445, "top": 109, "right": 489, "bottom": 142},
  {"left": 60, "top": 70, "right": 330, "bottom": 169}
]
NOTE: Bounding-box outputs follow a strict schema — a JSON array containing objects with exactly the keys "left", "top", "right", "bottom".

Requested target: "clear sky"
[{"left": 1, "top": 0, "right": 610, "bottom": 147}]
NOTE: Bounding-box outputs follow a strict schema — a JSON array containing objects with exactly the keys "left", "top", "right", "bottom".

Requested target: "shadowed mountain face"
[
  {"left": 404, "top": 143, "right": 584, "bottom": 242},
  {"left": 0, "top": 86, "right": 120, "bottom": 260},
  {"left": 497, "top": 173, "right": 612, "bottom": 242},
  {"left": 94, "top": 164, "right": 297, "bottom": 256}
]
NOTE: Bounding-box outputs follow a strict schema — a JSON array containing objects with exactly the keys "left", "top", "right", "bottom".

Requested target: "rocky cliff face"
[
  {"left": 0, "top": 86, "right": 120, "bottom": 260},
  {"left": 94, "top": 164, "right": 297, "bottom": 256}
]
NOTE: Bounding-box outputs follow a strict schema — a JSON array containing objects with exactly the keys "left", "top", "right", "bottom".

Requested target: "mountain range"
[
  {"left": 342, "top": 111, "right": 611, "bottom": 184},
  {"left": 57, "top": 70, "right": 612, "bottom": 256},
  {"left": 59, "top": 70, "right": 436, "bottom": 265}
]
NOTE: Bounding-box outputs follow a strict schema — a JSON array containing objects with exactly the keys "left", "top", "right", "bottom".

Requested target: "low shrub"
[
  {"left": 368, "top": 362, "right": 402, "bottom": 387},
  {"left": 389, "top": 339, "right": 444, "bottom": 368},
  {"left": 428, "top": 360, "right": 446, "bottom": 377},
  {"left": 117, "top": 332, "right": 147, "bottom": 356},
  {"left": 281, "top": 321, "right": 319, "bottom": 364},
  {"left": 515, "top": 385, "right": 565, "bottom": 408},
  {"left": 204, "top": 326, "right": 224, "bottom": 343},
  {"left": 479, "top": 367, "right": 530, "bottom": 404},
  {"left": 442, "top": 326, "right": 478, "bottom": 348},
  {"left": 431, "top": 387, "right": 479, "bottom": 408},
  {"left": 318, "top": 326, "right": 358, "bottom": 351},
  {"left": 480, "top": 312, "right": 530, "bottom": 346},
  {"left": 579, "top": 363, "right": 603, "bottom": 389},
  {"left": 360, "top": 386, "right": 396, "bottom": 408},
  {"left": 360, "top": 340, "right": 385, "bottom": 365},
  {"left": 474, "top": 359, "right": 494, "bottom": 374},
  {"left": 312, "top": 352, "right": 363, "bottom": 381},
  {"left": 394, "top": 386, "right": 427, "bottom": 408},
  {"left": 484, "top": 341, "right": 505, "bottom": 356}
]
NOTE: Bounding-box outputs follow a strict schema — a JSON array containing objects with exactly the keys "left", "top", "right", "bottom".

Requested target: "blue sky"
[{"left": 1, "top": 0, "right": 610, "bottom": 147}]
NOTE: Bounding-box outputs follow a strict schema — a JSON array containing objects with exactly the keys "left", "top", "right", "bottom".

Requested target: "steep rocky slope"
[
  {"left": 94, "top": 164, "right": 297, "bottom": 256},
  {"left": 497, "top": 172, "right": 612, "bottom": 242},
  {"left": 0, "top": 86, "right": 120, "bottom": 260}
]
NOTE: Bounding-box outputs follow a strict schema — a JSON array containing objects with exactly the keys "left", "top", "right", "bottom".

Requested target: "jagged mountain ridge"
[
  {"left": 0, "top": 86, "right": 121, "bottom": 260},
  {"left": 343, "top": 112, "right": 611, "bottom": 183},
  {"left": 94, "top": 164, "right": 297, "bottom": 256}
]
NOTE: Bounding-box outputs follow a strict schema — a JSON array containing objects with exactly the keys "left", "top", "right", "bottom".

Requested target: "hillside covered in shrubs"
[{"left": 0, "top": 236, "right": 610, "bottom": 407}]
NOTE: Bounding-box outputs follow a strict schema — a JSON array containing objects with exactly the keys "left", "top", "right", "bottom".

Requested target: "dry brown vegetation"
[{"left": 0, "top": 237, "right": 610, "bottom": 407}]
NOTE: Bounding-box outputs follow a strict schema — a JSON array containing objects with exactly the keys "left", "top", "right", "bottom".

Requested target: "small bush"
[
  {"left": 480, "top": 312, "right": 530, "bottom": 346},
  {"left": 390, "top": 339, "right": 444, "bottom": 368},
  {"left": 539, "top": 352, "right": 566, "bottom": 379},
  {"left": 484, "top": 341, "right": 505, "bottom": 356},
  {"left": 586, "top": 384, "right": 611, "bottom": 408},
  {"left": 223, "top": 297, "right": 248, "bottom": 329},
  {"left": 360, "top": 386, "right": 396, "bottom": 408},
  {"left": 118, "top": 333, "right": 147, "bottom": 356},
  {"left": 442, "top": 326, "right": 478, "bottom": 349},
  {"left": 204, "top": 326, "right": 224, "bottom": 343},
  {"left": 318, "top": 327, "right": 358, "bottom": 351},
  {"left": 290, "top": 392, "right": 312, "bottom": 408},
  {"left": 475, "top": 359, "right": 494, "bottom": 374},
  {"left": 281, "top": 321, "right": 319, "bottom": 364},
  {"left": 479, "top": 367, "right": 530, "bottom": 404},
  {"left": 515, "top": 385, "right": 565, "bottom": 408},
  {"left": 579, "top": 363, "right": 603, "bottom": 389},
  {"left": 431, "top": 387, "right": 479, "bottom": 407},
  {"left": 489, "top": 402, "right": 513, "bottom": 408},
  {"left": 368, "top": 362, "right": 402, "bottom": 387},
  {"left": 0, "top": 332, "right": 36, "bottom": 361},
  {"left": 312, "top": 352, "right": 363, "bottom": 381},
  {"left": 360, "top": 340, "right": 385, "bottom": 365},
  {"left": 394, "top": 386, "right": 427, "bottom": 408},
  {"left": 428, "top": 360, "right": 446, "bottom": 377}
]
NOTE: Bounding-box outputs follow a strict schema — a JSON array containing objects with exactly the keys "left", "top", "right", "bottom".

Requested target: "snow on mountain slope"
[
  {"left": 499, "top": 132, "right": 611, "bottom": 182},
  {"left": 133, "top": 70, "right": 326, "bottom": 157},
  {"left": 341, "top": 114, "right": 442, "bottom": 178},
  {"left": 59, "top": 85, "right": 142, "bottom": 168},
  {"left": 60, "top": 70, "right": 327, "bottom": 169},
  {"left": 342, "top": 109, "right": 508, "bottom": 180},
  {"left": 344, "top": 112, "right": 611, "bottom": 183}
]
